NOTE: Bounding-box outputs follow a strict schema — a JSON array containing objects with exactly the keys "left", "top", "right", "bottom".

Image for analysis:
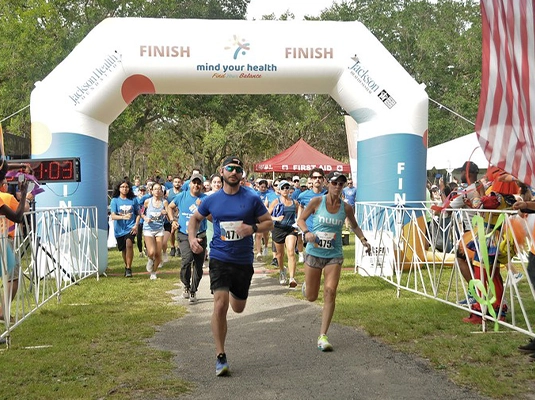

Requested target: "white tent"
[{"left": 427, "top": 132, "right": 489, "bottom": 171}]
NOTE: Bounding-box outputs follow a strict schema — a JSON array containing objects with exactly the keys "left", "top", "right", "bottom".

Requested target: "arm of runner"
[
  {"left": 188, "top": 210, "right": 205, "bottom": 254},
  {"left": 296, "top": 197, "right": 320, "bottom": 243}
]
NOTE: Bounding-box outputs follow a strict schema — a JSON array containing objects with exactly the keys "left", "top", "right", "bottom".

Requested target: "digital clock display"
[{"left": 9, "top": 158, "right": 81, "bottom": 183}]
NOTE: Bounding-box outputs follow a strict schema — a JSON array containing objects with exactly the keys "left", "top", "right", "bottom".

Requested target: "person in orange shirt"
[{"left": 0, "top": 161, "right": 29, "bottom": 328}]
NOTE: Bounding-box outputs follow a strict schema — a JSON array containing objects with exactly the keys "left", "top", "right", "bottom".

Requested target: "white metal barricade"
[
  {"left": 355, "top": 202, "right": 535, "bottom": 336},
  {"left": 0, "top": 207, "right": 99, "bottom": 346}
]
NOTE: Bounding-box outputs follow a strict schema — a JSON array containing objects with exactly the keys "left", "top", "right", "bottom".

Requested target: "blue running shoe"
[{"left": 216, "top": 353, "right": 229, "bottom": 376}]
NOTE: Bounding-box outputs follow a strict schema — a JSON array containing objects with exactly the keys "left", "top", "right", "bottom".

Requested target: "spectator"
[
  {"left": 0, "top": 162, "right": 29, "bottom": 326},
  {"left": 512, "top": 199, "right": 535, "bottom": 361}
]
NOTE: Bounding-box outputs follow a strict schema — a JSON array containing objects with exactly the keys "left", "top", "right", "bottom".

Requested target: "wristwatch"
[{"left": 252, "top": 223, "right": 258, "bottom": 233}]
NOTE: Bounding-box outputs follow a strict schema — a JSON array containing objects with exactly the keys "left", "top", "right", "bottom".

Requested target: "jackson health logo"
[{"left": 224, "top": 34, "right": 251, "bottom": 60}]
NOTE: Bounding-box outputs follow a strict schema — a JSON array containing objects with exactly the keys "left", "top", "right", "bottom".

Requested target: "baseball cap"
[
  {"left": 278, "top": 180, "right": 291, "bottom": 189},
  {"left": 222, "top": 156, "right": 243, "bottom": 167},
  {"left": 326, "top": 171, "right": 347, "bottom": 183},
  {"left": 292, "top": 175, "right": 300, "bottom": 182},
  {"left": 299, "top": 177, "right": 308, "bottom": 186},
  {"left": 190, "top": 172, "right": 204, "bottom": 183},
  {"left": 456, "top": 161, "right": 479, "bottom": 174}
]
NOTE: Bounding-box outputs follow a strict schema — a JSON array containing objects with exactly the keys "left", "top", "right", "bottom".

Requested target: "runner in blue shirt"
[
  {"left": 169, "top": 172, "right": 208, "bottom": 303},
  {"left": 297, "top": 171, "right": 371, "bottom": 352},
  {"left": 110, "top": 179, "right": 140, "bottom": 277},
  {"left": 188, "top": 156, "right": 273, "bottom": 377},
  {"left": 297, "top": 168, "right": 327, "bottom": 233}
]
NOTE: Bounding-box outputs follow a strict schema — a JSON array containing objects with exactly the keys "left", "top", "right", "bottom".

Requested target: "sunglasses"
[
  {"left": 311, "top": 176, "right": 323, "bottom": 180},
  {"left": 280, "top": 185, "right": 290, "bottom": 190},
  {"left": 224, "top": 165, "right": 243, "bottom": 174},
  {"left": 330, "top": 181, "right": 345, "bottom": 187}
]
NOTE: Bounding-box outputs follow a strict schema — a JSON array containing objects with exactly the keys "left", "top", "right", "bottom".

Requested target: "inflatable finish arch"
[{"left": 30, "top": 19, "right": 428, "bottom": 273}]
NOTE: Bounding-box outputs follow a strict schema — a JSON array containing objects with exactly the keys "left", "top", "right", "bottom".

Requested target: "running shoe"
[
  {"left": 518, "top": 338, "right": 535, "bottom": 353},
  {"left": 124, "top": 268, "right": 133, "bottom": 278},
  {"left": 170, "top": 247, "right": 176, "bottom": 257},
  {"left": 514, "top": 272, "right": 524, "bottom": 284},
  {"left": 149, "top": 273, "right": 157, "bottom": 280},
  {"left": 263, "top": 247, "right": 269, "bottom": 256},
  {"left": 317, "top": 334, "right": 333, "bottom": 352},
  {"left": 256, "top": 252, "right": 263, "bottom": 261},
  {"left": 289, "top": 278, "right": 297, "bottom": 288},
  {"left": 182, "top": 287, "right": 190, "bottom": 299},
  {"left": 301, "top": 281, "right": 307, "bottom": 298},
  {"left": 216, "top": 353, "right": 229, "bottom": 376},
  {"left": 189, "top": 292, "right": 198, "bottom": 303},
  {"left": 279, "top": 267, "right": 287, "bottom": 285},
  {"left": 146, "top": 258, "right": 154, "bottom": 273},
  {"left": 162, "top": 252, "right": 169, "bottom": 263},
  {"left": 271, "top": 257, "right": 278, "bottom": 267},
  {"left": 298, "top": 253, "right": 304, "bottom": 263}
]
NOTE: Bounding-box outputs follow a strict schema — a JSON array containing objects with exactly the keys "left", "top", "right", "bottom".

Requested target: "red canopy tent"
[{"left": 254, "top": 139, "right": 350, "bottom": 174}]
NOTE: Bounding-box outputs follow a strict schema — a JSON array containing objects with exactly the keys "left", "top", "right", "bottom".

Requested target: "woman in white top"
[{"left": 142, "top": 182, "right": 169, "bottom": 280}]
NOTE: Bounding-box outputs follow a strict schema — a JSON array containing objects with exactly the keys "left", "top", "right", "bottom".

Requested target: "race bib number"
[
  {"left": 314, "top": 232, "right": 336, "bottom": 249},
  {"left": 220, "top": 220, "right": 243, "bottom": 241}
]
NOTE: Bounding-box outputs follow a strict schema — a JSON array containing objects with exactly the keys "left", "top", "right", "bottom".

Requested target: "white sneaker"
[
  {"left": 263, "top": 247, "right": 269, "bottom": 256},
  {"left": 149, "top": 273, "right": 157, "bottom": 280},
  {"left": 162, "top": 252, "right": 169, "bottom": 263},
  {"left": 279, "top": 267, "right": 287, "bottom": 285},
  {"left": 298, "top": 253, "right": 304, "bottom": 263},
  {"left": 289, "top": 278, "right": 297, "bottom": 288},
  {"left": 317, "top": 334, "right": 333, "bottom": 352},
  {"left": 189, "top": 292, "right": 198, "bottom": 303},
  {"left": 182, "top": 287, "right": 190, "bottom": 299},
  {"left": 146, "top": 258, "right": 154, "bottom": 273},
  {"left": 256, "top": 252, "right": 263, "bottom": 261}
]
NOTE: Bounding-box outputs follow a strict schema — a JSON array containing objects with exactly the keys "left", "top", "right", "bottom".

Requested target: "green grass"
[
  {"left": 0, "top": 252, "right": 190, "bottom": 400},
  {"left": 1, "top": 237, "right": 535, "bottom": 399}
]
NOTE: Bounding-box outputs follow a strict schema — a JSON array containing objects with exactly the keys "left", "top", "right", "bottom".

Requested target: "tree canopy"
[{"left": 0, "top": 0, "right": 482, "bottom": 183}]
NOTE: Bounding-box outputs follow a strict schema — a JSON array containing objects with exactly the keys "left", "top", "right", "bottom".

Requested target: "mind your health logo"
[{"left": 225, "top": 35, "right": 250, "bottom": 60}]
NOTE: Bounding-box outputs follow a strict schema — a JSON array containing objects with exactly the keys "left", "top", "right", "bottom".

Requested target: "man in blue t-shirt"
[
  {"left": 297, "top": 168, "right": 327, "bottom": 233},
  {"left": 169, "top": 172, "right": 207, "bottom": 303},
  {"left": 188, "top": 156, "right": 273, "bottom": 377}
]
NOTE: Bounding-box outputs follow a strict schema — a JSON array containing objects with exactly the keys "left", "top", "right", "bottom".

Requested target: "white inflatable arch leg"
[{"left": 30, "top": 19, "right": 428, "bottom": 273}]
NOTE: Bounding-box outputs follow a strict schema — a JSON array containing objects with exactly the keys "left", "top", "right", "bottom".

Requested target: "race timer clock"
[{"left": 9, "top": 158, "right": 81, "bottom": 183}]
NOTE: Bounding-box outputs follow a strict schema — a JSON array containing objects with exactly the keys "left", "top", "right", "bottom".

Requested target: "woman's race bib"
[
  {"left": 220, "top": 220, "right": 243, "bottom": 241},
  {"left": 314, "top": 231, "right": 336, "bottom": 249}
]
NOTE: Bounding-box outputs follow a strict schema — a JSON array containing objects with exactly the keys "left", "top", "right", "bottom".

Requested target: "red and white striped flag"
[{"left": 476, "top": 0, "right": 535, "bottom": 187}]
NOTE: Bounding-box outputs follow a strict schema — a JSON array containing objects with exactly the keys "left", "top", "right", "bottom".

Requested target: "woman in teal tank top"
[{"left": 297, "top": 171, "right": 371, "bottom": 352}]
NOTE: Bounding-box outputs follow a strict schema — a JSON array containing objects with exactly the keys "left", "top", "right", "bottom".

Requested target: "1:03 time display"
[{"left": 17, "top": 158, "right": 81, "bottom": 183}]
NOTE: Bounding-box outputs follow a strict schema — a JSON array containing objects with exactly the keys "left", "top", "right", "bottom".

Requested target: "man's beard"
[{"left": 223, "top": 176, "right": 240, "bottom": 187}]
